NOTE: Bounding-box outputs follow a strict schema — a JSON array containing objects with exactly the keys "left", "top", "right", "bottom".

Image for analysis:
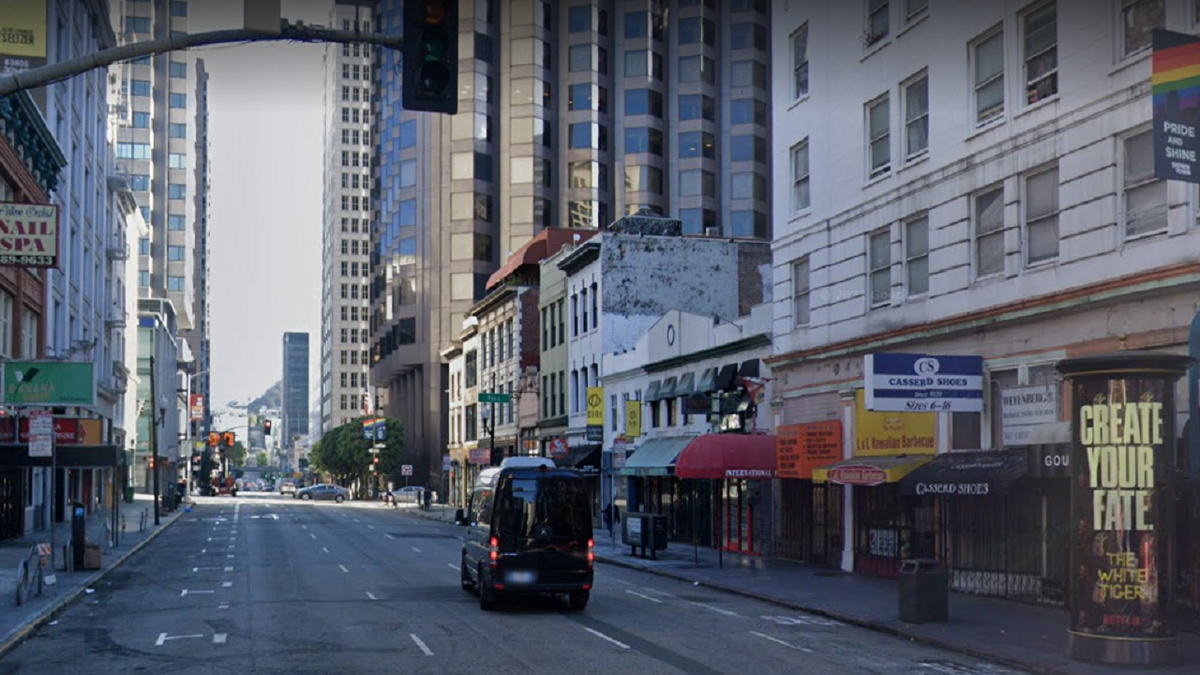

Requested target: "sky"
[{"left": 190, "top": 0, "right": 334, "bottom": 410}]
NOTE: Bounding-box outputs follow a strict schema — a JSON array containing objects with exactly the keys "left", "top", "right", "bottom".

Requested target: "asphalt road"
[{"left": 0, "top": 494, "right": 1031, "bottom": 675}]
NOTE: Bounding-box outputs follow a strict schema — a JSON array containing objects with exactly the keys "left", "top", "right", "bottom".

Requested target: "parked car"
[
  {"left": 395, "top": 485, "right": 426, "bottom": 503},
  {"left": 296, "top": 483, "right": 349, "bottom": 503},
  {"left": 280, "top": 481, "right": 296, "bottom": 496}
]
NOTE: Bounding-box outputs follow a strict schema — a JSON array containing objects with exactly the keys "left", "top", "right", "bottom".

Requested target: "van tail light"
[
  {"left": 488, "top": 536, "right": 499, "bottom": 569},
  {"left": 587, "top": 538, "right": 595, "bottom": 569}
]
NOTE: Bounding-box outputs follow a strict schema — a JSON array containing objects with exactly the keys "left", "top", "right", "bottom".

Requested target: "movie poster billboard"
[{"left": 1152, "top": 29, "right": 1200, "bottom": 183}]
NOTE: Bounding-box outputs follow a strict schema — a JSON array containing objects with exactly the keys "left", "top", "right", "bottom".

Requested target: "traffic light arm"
[{"left": 0, "top": 24, "right": 403, "bottom": 98}]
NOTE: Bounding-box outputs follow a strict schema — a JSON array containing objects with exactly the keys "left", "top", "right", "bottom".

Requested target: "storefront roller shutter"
[{"left": 782, "top": 391, "right": 841, "bottom": 425}]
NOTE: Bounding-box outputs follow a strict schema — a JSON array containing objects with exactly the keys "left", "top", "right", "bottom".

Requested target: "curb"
[
  {"left": 596, "top": 554, "right": 1075, "bottom": 675},
  {"left": 0, "top": 507, "right": 186, "bottom": 660}
]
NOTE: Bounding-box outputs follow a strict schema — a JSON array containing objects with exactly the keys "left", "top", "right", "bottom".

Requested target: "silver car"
[{"left": 295, "top": 484, "right": 349, "bottom": 503}]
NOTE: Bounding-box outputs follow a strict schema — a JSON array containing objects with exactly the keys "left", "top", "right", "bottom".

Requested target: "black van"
[{"left": 455, "top": 458, "right": 595, "bottom": 611}]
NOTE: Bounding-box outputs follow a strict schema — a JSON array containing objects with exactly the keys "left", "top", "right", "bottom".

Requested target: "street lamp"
[
  {"left": 153, "top": 393, "right": 168, "bottom": 526},
  {"left": 480, "top": 398, "right": 496, "bottom": 466}
]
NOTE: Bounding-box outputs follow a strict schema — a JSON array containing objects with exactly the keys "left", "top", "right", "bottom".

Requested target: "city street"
[{"left": 0, "top": 494, "right": 1028, "bottom": 675}]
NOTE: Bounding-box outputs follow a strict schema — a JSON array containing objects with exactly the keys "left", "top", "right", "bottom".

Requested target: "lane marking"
[
  {"left": 224, "top": 566, "right": 233, "bottom": 572},
  {"left": 411, "top": 547, "right": 422, "bottom": 553},
  {"left": 750, "top": 631, "right": 813, "bottom": 653},
  {"left": 367, "top": 525, "right": 375, "bottom": 530},
  {"left": 366, "top": 592, "right": 377, "bottom": 600},
  {"left": 156, "top": 632, "right": 204, "bottom": 646},
  {"left": 180, "top": 589, "right": 215, "bottom": 597},
  {"left": 410, "top": 633, "right": 434, "bottom": 656},
  {"left": 339, "top": 564, "right": 349, "bottom": 573},
  {"left": 218, "top": 602, "right": 230, "bottom": 610},
  {"left": 226, "top": 554, "right": 235, "bottom": 558},
  {"left": 302, "top": 525, "right": 308, "bottom": 530},
  {"left": 222, "top": 581, "right": 233, "bottom": 588},
  {"left": 213, "top": 633, "right": 227, "bottom": 644},
  {"left": 322, "top": 547, "right": 330, "bottom": 554},
  {"left": 309, "top": 533, "right": 316, "bottom": 539},
  {"left": 583, "top": 626, "right": 630, "bottom": 649},
  {"left": 385, "top": 534, "right": 396, "bottom": 540},
  {"left": 625, "top": 590, "right": 664, "bottom": 603},
  {"left": 448, "top": 563, "right": 460, "bottom": 571}
]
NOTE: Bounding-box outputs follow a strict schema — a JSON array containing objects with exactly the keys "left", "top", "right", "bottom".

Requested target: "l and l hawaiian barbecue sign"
[{"left": 825, "top": 464, "right": 887, "bottom": 486}]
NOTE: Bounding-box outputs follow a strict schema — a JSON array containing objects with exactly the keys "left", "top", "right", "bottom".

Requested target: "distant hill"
[{"left": 247, "top": 381, "right": 281, "bottom": 414}]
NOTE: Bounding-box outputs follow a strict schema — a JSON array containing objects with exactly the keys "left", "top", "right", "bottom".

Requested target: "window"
[
  {"left": 732, "top": 172, "right": 766, "bottom": 200},
  {"left": 117, "top": 142, "right": 151, "bottom": 160},
  {"left": 571, "top": 370, "right": 580, "bottom": 413},
  {"left": 624, "top": 89, "right": 662, "bottom": 117},
  {"left": 139, "top": 270, "right": 150, "bottom": 287},
  {"left": 731, "top": 135, "right": 766, "bottom": 163},
  {"left": 168, "top": 183, "right": 186, "bottom": 200},
  {"left": 679, "top": 17, "right": 715, "bottom": 45},
  {"left": 1024, "top": 3, "right": 1057, "bottom": 104},
  {"left": 169, "top": 122, "right": 186, "bottom": 138},
  {"left": 1025, "top": 167, "right": 1060, "bottom": 263},
  {"left": 679, "top": 132, "right": 715, "bottom": 159},
  {"left": 138, "top": 238, "right": 151, "bottom": 255},
  {"left": 867, "top": 0, "right": 889, "bottom": 44},
  {"left": 399, "top": 120, "right": 416, "bottom": 148},
  {"left": 902, "top": 76, "right": 929, "bottom": 160},
  {"left": 905, "top": 216, "right": 929, "bottom": 296},
  {"left": 169, "top": 61, "right": 187, "bottom": 78},
  {"left": 167, "top": 276, "right": 186, "bottom": 292},
  {"left": 868, "top": 229, "right": 892, "bottom": 307},
  {"left": 793, "top": 258, "right": 810, "bottom": 325},
  {"left": 571, "top": 294, "right": 578, "bottom": 336},
  {"left": 906, "top": 0, "right": 929, "bottom": 21},
  {"left": 169, "top": 215, "right": 186, "bottom": 231},
  {"left": 169, "top": 153, "right": 187, "bottom": 168},
  {"left": 731, "top": 99, "right": 768, "bottom": 126},
  {"left": 625, "top": 127, "right": 663, "bottom": 156},
  {"left": 569, "top": 5, "right": 591, "bottom": 32},
  {"left": 867, "top": 96, "right": 890, "bottom": 177},
  {"left": 679, "top": 170, "right": 715, "bottom": 197},
  {"left": 791, "top": 141, "right": 810, "bottom": 212},
  {"left": 1121, "top": 0, "right": 1163, "bottom": 58},
  {"left": 679, "top": 56, "right": 715, "bottom": 84},
  {"left": 731, "top": 60, "right": 767, "bottom": 88},
  {"left": 400, "top": 159, "right": 416, "bottom": 188},
  {"left": 132, "top": 111, "right": 150, "bottom": 128},
  {"left": 570, "top": 122, "right": 596, "bottom": 149},
  {"left": 125, "top": 16, "right": 150, "bottom": 33},
  {"left": 792, "top": 25, "right": 809, "bottom": 99},
  {"left": 169, "top": 93, "right": 187, "bottom": 109},
  {"left": 974, "top": 29, "right": 1005, "bottom": 124},
  {"left": 731, "top": 23, "right": 767, "bottom": 51},
  {"left": 131, "top": 174, "right": 150, "bottom": 191},
  {"left": 569, "top": 44, "right": 593, "bottom": 72},
  {"left": 679, "top": 94, "right": 714, "bottom": 121},
  {"left": 170, "top": 1, "right": 187, "bottom": 17},
  {"left": 975, "top": 187, "right": 1005, "bottom": 277},
  {"left": 130, "top": 79, "right": 151, "bottom": 96},
  {"left": 680, "top": 208, "right": 717, "bottom": 235},
  {"left": 1123, "top": 130, "right": 1167, "bottom": 236},
  {"left": 731, "top": 210, "right": 767, "bottom": 238}
]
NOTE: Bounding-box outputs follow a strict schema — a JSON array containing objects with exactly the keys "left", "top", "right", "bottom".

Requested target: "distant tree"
[
  {"left": 229, "top": 440, "right": 248, "bottom": 467},
  {"left": 256, "top": 451, "right": 269, "bottom": 467},
  {"left": 309, "top": 417, "right": 405, "bottom": 495}
]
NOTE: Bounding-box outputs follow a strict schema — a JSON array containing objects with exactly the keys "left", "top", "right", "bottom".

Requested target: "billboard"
[
  {"left": 0, "top": 0, "right": 47, "bottom": 107},
  {"left": 0, "top": 203, "right": 59, "bottom": 268},
  {"left": 1, "top": 361, "right": 95, "bottom": 406},
  {"left": 1152, "top": 29, "right": 1200, "bottom": 183}
]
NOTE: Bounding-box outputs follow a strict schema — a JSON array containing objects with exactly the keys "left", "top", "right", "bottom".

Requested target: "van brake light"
[
  {"left": 488, "top": 536, "right": 499, "bottom": 569},
  {"left": 587, "top": 538, "right": 595, "bottom": 567}
]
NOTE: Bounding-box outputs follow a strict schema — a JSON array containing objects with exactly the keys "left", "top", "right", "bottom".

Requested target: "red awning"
[
  {"left": 674, "top": 433, "right": 778, "bottom": 480},
  {"left": 486, "top": 227, "right": 598, "bottom": 291}
]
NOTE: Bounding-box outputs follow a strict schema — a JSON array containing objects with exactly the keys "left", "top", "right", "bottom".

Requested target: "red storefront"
[{"left": 675, "top": 433, "right": 777, "bottom": 555}]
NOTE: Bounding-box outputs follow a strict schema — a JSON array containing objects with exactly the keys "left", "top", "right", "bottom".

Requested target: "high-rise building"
[
  {"left": 183, "top": 58, "right": 212, "bottom": 434},
  {"left": 282, "top": 332, "right": 310, "bottom": 450},
  {"left": 369, "top": 0, "right": 773, "bottom": 488},
  {"left": 320, "top": 0, "right": 375, "bottom": 434}
]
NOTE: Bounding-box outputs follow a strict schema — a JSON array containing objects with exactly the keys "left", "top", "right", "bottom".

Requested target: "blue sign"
[{"left": 864, "top": 353, "right": 984, "bottom": 413}]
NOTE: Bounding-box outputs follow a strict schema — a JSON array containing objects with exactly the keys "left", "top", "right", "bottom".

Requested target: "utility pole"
[{"left": 150, "top": 354, "right": 160, "bottom": 526}]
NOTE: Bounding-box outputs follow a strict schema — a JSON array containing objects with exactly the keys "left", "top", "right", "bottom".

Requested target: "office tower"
[{"left": 282, "top": 332, "right": 310, "bottom": 450}]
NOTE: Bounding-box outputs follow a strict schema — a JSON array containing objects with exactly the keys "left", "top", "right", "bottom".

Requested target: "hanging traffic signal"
[
  {"left": 402, "top": 0, "right": 458, "bottom": 114},
  {"left": 208, "top": 432, "right": 220, "bottom": 447},
  {"left": 223, "top": 432, "right": 235, "bottom": 448},
  {"left": 263, "top": 420, "right": 272, "bottom": 435}
]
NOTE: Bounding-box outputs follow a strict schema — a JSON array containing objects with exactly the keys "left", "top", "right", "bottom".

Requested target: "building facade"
[
  {"left": 767, "top": 0, "right": 1200, "bottom": 609},
  {"left": 370, "top": 0, "right": 776, "bottom": 493},
  {"left": 282, "top": 332, "right": 310, "bottom": 449},
  {"left": 136, "top": 299, "right": 180, "bottom": 495},
  {"left": 321, "top": 0, "right": 375, "bottom": 434},
  {"left": 184, "top": 58, "right": 212, "bottom": 435}
]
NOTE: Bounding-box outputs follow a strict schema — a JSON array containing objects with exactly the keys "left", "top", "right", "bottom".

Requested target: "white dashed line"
[
  {"left": 750, "top": 631, "right": 813, "bottom": 653},
  {"left": 213, "top": 633, "right": 227, "bottom": 644},
  {"left": 339, "top": 564, "right": 349, "bottom": 573},
  {"left": 310, "top": 533, "right": 316, "bottom": 539},
  {"left": 625, "top": 590, "right": 663, "bottom": 603},
  {"left": 366, "top": 592, "right": 377, "bottom": 601},
  {"left": 385, "top": 533, "right": 396, "bottom": 539},
  {"left": 302, "top": 525, "right": 308, "bottom": 530},
  {"left": 218, "top": 602, "right": 230, "bottom": 610},
  {"left": 224, "top": 566, "right": 233, "bottom": 572},
  {"left": 411, "top": 547, "right": 422, "bottom": 553},
  {"left": 583, "top": 626, "right": 630, "bottom": 649},
  {"left": 367, "top": 525, "right": 375, "bottom": 530},
  {"left": 410, "top": 633, "right": 434, "bottom": 656},
  {"left": 448, "top": 563, "right": 460, "bottom": 571},
  {"left": 322, "top": 547, "right": 330, "bottom": 553},
  {"left": 222, "top": 581, "right": 233, "bottom": 588}
]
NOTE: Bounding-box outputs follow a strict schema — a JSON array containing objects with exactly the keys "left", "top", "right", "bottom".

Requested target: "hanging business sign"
[
  {"left": 1000, "top": 384, "right": 1058, "bottom": 445},
  {"left": 1, "top": 361, "right": 95, "bottom": 406},
  {"left": 586, "top": 386, "right": 604, "bottom": 442},
  {"left": 1152, "top": 29, "right": 1200, "bottom": 183},
  {"left": 864, "top": 353, "right": 983, "bottom": 413},
  {"left": 0, "top": 203, "right": 59, "bottom": 268},
  {"left": 189, "top": 394, "right": 205, "bottom": 421}
]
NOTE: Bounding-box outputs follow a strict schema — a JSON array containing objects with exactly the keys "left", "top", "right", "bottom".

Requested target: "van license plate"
[{"left": 507, "top": 571, "right": 534, "bottom": 584}]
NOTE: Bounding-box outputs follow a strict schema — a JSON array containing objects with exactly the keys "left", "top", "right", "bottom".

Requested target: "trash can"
[
  {"left": 898, "top": 558, "right": 948, "bottom": 623},
  {"left": 123, "top": 486, "right": 135, "bottom": 504}
]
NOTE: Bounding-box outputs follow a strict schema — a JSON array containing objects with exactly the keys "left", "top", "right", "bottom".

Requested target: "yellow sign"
[
  {"left": 586, "top": 387, "right": 604, "bottom": 427},
  {"left": 625, "top": 400, "right": 641, "bottom": 438},
  {"left": 854, "top": 389, "right": 936, "bottom": 456},
  {"left": 0, "top": 0, "right": 48, "bottom": 60}
]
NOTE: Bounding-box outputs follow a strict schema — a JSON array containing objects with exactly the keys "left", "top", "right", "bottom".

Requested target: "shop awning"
[
  {"left": 620, "top": 435, "right": 697, "bottom": 477},
  {"left": 659, "top": 376, "right": 678, "bottom": 400},
  {"left": 675, "top": 372, "right": 696, "bottom": 397},
  {"left": 812, "top": 455, "right": 932, "bottom": 486},
  {"left": 696, "top": 368, "right": 716, "bottom": 393},
  {"left": 644, "top": 379, "right": 663, "bottom": 402},
  {"left": 552, "top": 443, "right": 601, "bottom": 469},
  {"left": 898, "top": 450, "right": 1029, "bottom": 497},
  {"left": 675, "top": 433, "right": 777, "bottom": 480},
  {"left": 715, "top": 364, "right": 738, "bottom": 390},
  {"left": 737, "top": 359, "right": 760, "bottom": 379}
]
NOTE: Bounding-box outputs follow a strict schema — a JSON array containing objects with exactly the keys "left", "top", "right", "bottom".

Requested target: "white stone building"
[{"left": 767, "top": 0, "right": 1200, "bottom": 599}]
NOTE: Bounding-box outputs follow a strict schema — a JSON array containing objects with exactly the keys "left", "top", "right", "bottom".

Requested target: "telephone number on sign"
[{"left": 0, "top": 255, "right": 54, "bottom": 266}]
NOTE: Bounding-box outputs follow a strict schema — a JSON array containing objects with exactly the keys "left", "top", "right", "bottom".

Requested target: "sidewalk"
[
  {"left": 0, "top": 494, "right": 186, "bottom": 658},
  {"left": 405, "top": 504, "right": 1199, "bottom": 675}
]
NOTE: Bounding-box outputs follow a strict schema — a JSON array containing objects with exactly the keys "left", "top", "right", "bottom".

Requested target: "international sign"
[
  {"left": 1152, "top": 29, "right": 1200, "bottom": 183},
  {"left": 1, "top": 361, "right": 95, "bottom": 406},
  {"left": 864, "top": 353, "right": 983, "bottom": 413},
  {"left": 0, "top": 203, "right": 59, "bottom": 268}
]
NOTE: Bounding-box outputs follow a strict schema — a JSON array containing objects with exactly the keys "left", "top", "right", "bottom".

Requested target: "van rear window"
[{"left": 494, "top": 477, "right": 591, "bottom": 542}]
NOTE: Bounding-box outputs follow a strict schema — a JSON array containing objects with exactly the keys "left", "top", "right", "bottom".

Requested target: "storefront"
[
  {"left": 675, "top": 433, "right": 777, "bottom": 554},
  {"left": 775, "top": 419, "right": 843, "bottom": 565},
  {"left": 620, "top": 435, "right": 696, "bottom": 543}
]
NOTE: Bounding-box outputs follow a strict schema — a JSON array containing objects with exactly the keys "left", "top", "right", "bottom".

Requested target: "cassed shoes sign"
[
  {"left": 864, "top": 353, "right": 983, "bottom": 413},
  {"left": 0, "top": 203, "right": 59, "bottom": 268}
]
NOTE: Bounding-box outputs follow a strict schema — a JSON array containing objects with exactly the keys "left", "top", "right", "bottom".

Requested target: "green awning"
[
  {"left": 620, "top": 435, "right": 697, "bottom": 477},
  {"left": 659, "top": 376, "right": 678, "bottom": 400},
  {"left": 644, "top": 379, "right": 662, "bottom": 402},
  {"left": 675, "top": 372, "right": 696, "bottom": 397},
  {"left": 696, "top": 368, "right": 716, "bottom": 393}
]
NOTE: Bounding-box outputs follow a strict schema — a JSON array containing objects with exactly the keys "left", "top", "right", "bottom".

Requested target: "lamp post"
[
  {"left": 480, "top": 373, "right": 496, "bottom": 465},
  {"left": 182, "top": 369, "right": 208, "bottom": 493},
  {"left": 148, "top": 353, "right": 168, "bottom": 526}
]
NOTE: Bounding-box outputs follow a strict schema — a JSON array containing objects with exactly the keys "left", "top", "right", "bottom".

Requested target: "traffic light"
[
  {"left": 148, "top": 457, "right": 155, "bottom": 469},
  {"left": 223, "top": 432, "right": 235, "bottom": 448},
  {"left": 372, "top": 455, "right": 380, "bottom": 475},
  {"left": 263, "top": 420, "right": 272, "bottom": 435},
  {"left": 207, "top": 432, "right": 220, "bottom": 447},
  {"left": 402, "top": 0, "right": 459, "bottom": 114}
]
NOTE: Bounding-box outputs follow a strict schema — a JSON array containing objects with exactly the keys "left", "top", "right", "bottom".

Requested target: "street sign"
[
  {"left": 401, "top": 464, "right": 413, "bottom": 476},
  {"left": 1, "top": 361, "right": 95, "bottom": 406},
  {"left": 479, "top": 392, "right": 511, "bottom": 404},
  {"left": 28, "top": 410, "right": 51, "bottom": 457}
]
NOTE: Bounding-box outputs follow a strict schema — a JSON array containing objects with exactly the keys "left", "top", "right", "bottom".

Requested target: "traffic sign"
[
  {"left": 401, "top": 464, "right": 413, "bottom": 476},
  {"left": 479, "top": 392, "right": 510, "bottom": 404}
]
